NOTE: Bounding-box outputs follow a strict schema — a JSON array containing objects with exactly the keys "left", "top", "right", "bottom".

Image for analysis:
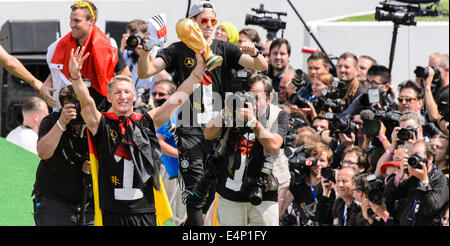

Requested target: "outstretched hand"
[{"left": 69, "top": 46, "right": 90, "bottom": 79}]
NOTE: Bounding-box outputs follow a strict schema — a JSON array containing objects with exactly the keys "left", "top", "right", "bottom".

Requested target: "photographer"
[
  {"left": 120, "top": 19, "right": 170, "bottom": 104},
  {"left": 352, "top": 173, "right": 385, "bottom": 225},
  {"left": 431, "top": 134, "right": 449, "bottom": 179},
  {"left": 383, "top": 140, "right": 449, "bottom": 226},
  {"left": 419, "top": 53, "right": 449, "bottom": 136},
  {"left": 375, "top": 111, "right": 425, "bottom": 178},
  {"left": 337, "top": 52, "right": 366, "bottom": 109},
  {"left": 279, "top": 143, "right": 333, "bottom": 226},
  {"left": 203, "top": 75, "right": 289, "bottom": 226},
  {"left": 33, "top": 85, "right": 93, "bottom": 226}
]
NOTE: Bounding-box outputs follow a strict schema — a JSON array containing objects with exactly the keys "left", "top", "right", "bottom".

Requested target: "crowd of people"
[{"left": 1, "top": 0, "right": 448, "bottom": 226}]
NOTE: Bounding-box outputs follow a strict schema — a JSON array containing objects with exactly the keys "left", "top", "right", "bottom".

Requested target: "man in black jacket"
[{"left": 384, "top": 140, "right": 449, "bottom": 226}]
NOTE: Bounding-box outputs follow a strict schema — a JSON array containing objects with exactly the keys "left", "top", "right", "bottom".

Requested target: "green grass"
[{"left": 336, "top": 0, "right": 449, "bottom": 22}]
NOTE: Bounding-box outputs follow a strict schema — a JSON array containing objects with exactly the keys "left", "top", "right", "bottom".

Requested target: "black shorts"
[
  {"left": 176, "top": 134, "right": 217, "bottom": 209},
  {"left": 102, "top": 210, "right": 156, "bottom": 226}
]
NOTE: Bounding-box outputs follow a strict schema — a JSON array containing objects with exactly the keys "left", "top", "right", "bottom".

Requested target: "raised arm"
[
  {"left": 0, "top": 44, "right": 57, "bottom": 107},
  {"left": 137, "top": 49, "right": 167, "bottom": 79},
  {"left": 149, "top": 50, "right": 206, "bottom": 131},
  {"left": 238, "top": 41, "right": 268, "bottom": 72},
  {"left": 68, "top": 46, "right": 102, "bottom": 135}
]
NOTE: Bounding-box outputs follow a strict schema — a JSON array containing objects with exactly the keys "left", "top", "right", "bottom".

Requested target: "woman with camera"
[{"left": 279, "top": 143, "right": 334, "bottom": 226}]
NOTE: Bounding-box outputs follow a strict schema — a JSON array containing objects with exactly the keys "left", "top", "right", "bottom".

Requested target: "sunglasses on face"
[
  {"left": 398, "top": 97, "right": 418, "bottom": 103},
  {"left": 200, "top": 18, "right": 217, "bottom": 26},
  {"left": 73, "top": 1, "right": 96, "bottom": 20}
]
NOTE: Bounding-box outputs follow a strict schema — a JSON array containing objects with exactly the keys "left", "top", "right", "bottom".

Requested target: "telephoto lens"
[{"left": 407, "top": 152, "right": 426, "bottom": 169}]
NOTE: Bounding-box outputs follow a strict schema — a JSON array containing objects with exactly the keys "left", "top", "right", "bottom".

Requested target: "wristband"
[
  {"left": 383, "top": 216, "right": 390, "bottom": 223},
  {"left": 192, "top": 72, "right": 203, "bottom": 80},
  {"left": 379, "top": 136, "right": 386, "bottom": 143},
  {"left": 250, "top": 50, "right": 260, "bottom": 58},
  {"left": 56, "top": 120, "right": 66, "bottom": 132},
  {"left": 386, "top": 149, "right": 393, "bottom": 156},
  {"left": 396, "top": 173, "right": 403, "bottom": 181}
]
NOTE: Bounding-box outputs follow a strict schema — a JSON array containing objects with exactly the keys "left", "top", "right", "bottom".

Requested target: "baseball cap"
[
  {"left": 189, "top": 1, "right": 216, "bottom": 18},
  {"left": 380, "top": 161, "right": 401, "bottom": 174}
]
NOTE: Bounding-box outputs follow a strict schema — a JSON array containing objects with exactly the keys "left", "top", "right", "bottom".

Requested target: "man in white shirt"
[{"left": 6, "top": 97, "right": 48, "bottom": 154}]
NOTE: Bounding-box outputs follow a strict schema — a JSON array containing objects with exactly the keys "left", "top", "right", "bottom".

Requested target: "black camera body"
[
  {"left": 126, "top": 34, "right": 144, "bottom": 50},
  {"left": 224, "top": 91, "right": 256, "bottom": 127},
  {"left": 414, "top": 66, "right": 442, "bottom": 87},
  {"left": 240, "top": 176, "right": 268, "bottom": 206},
  {"left": 366, "top": 174, "right": 385, "bottom": 205},
  {"left": 407, "top": 152, "right": 427, "bottom": 169},
  {"left": 325, "top": 112, "right": 356, "bottom": 137},
  {"left": 397, "top": 126, "right": 418, "bottom": 142}
]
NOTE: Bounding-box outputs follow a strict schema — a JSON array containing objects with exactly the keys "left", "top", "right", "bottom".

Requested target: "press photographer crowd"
[{"left": 0, "top": 0, "right": 448, "bottom": 226}]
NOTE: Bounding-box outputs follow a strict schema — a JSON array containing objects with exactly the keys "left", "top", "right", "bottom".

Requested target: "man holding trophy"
[{"left": 138, "top": 1, "right": 268, "bottom": 225}]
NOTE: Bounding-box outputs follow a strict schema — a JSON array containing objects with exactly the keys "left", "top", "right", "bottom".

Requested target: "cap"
[
  {"left": 189, "top": 1, "right": 215, "bottom": 18},
  {"left": 380, "top": 161, "right": 401, "bottom": 174},
  {"left": 218, "top": 22, "right": 239, "bottom": 44}
]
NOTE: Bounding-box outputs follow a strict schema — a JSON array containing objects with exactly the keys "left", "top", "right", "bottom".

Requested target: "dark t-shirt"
[
  {"left": 34, "top": 112, "right": 88, "bottom": 203},
  {"left": 92, "top": 113, "right": 156, "bottom": 214},
  {"left": 217, "top": 109, "right": 289, "bottom": 203},
  {"left": 157, "top": 39, "right": 243, "bottom": 135}
]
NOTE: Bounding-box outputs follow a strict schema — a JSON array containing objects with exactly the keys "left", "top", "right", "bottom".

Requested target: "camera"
[
  {"left": 325, "top": 112, "right": 356, "bottom": 137},
  {"left": 414, "top": 66, "right": 441, "bottom": 86},
  {"left": 361, "top": 109, "right": 401, "bottom": 136},
  {"left": 284, "top": 116, "right": 307, "bottom": 147},
  {"left": 241, "top": 176, "right": 267, "bottom": 206},
  {"left": 224, "top": 91, "right": 256, "bottom": 127},
  {"left": 229, "top": 69, "right": 253, "bottom": 93},
  {"left": 366, "top": 174, "right": 385, "bottom": 205},
  {"left": 126, "top": 34, "right": 144, "bottom": 50},
  {"left": 69, "top": 102, "right": 84, "bottom": 125},
  {"left": 407, "top": 152, "right": 427, "bottom": 169},
  {"left": 245, "top": 4, "right": 287, "bottom": 40},
  {"left": 397, "top": 126, "right": 418, "bottom": 142},
  {"left": 291, "top": 69, "right": 309, "bottom": 88},
  {"left": 321, "top": 167, "right": 336, "bottom": 183},
  {"left": 375, "top": 1, "right": 419, "bottom": 26}
]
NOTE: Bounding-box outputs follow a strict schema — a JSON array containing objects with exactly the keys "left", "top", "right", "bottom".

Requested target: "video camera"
[
  {"left": 360, "top": 109, "right": 402, "bottom": 136},
  {"left": 245, "top": 4, "right": 287, "bottom": 40},
  {"left": 375, "top": 0, "right": 420, "bottom": 26},
  {"left": 285, "top": 145, "right": 317, "bottom": 186}
]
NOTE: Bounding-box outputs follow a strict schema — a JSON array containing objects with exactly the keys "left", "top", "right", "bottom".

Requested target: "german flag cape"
[{"left": 87, "top": 121, "right": 173, "bottom": 226}]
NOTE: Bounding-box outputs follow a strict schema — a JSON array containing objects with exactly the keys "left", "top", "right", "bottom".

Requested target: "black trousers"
[{"left": 33, "top": 195, "right": 94, "bottom": 226}]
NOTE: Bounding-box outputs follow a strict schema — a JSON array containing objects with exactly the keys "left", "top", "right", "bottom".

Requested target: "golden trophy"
[{"left": 176, "top": 18, "right": 223, "bottom": 71}]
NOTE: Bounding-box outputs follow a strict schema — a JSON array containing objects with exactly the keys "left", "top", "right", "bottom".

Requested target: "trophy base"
[{"left": 205, "top": 54, "right": 223, "bottom": 71}]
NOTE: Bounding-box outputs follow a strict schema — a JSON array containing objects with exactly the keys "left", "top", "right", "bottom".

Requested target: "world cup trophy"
[{"left": 176, "top": 18, "right": 223, "bottom": 71}]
